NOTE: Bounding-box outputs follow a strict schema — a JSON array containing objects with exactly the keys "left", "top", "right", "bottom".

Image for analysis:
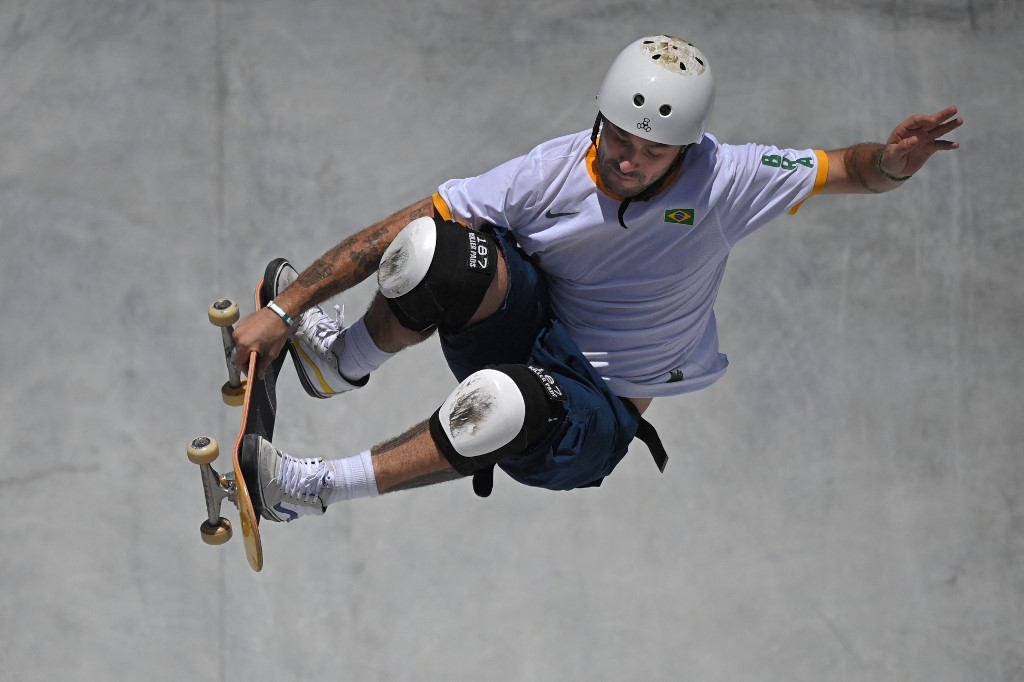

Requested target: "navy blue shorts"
[{"left": 439, "top": 225, "right": 641, "bottom": 491}]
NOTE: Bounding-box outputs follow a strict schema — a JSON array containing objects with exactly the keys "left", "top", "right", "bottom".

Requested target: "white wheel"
[
  {"left": 208, "top": 299, "right": 240, "bottom": 327},
  {"left": 200, "top": 518, "right": 232, "bottom": 545},
  {"left": 221, "top": 381, "right": 246, "bottom": 407},
  {"left": 187, "top": 437, "right": 219, "bottom": 465}
]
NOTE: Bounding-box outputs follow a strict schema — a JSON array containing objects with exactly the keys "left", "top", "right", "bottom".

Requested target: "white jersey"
[{"left": 435, "top": 130, "right": 827, "bottom": 398}]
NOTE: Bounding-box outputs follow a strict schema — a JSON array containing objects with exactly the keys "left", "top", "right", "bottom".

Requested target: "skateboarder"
[{"left": 231, "top": 35, "right": 963, "bottom": 522}]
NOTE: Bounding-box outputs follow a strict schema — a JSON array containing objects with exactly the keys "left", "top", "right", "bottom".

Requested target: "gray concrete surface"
[{"left": 1, "top": 1, "right": 1021, "bottom": 680}]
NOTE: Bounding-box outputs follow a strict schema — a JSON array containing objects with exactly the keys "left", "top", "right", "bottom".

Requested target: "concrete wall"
[{"left": 1, "top": 1, "right": 1021, "bottom": 680}]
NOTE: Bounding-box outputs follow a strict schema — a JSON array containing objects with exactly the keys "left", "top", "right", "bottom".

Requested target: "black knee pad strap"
[{"left": 386, "top": 219, "right": 498, "bottom": 334}]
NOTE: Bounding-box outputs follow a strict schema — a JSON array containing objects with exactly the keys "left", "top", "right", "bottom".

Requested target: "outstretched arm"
[
  {"left": 821, "top": 106, "right": 963, "bottom": 194},
  {"left": 232, "top": 196, "right": 436, "bottom": 376}
]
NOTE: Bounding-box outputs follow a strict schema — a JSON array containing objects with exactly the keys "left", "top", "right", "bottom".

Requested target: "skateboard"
[{"left": 186, "top": 264, "right": 287, "bottom": 572}]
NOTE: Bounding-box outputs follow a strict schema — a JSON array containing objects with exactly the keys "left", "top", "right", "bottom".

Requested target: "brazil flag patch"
[{"left": 664, "top": 208, "right": 694, "bottom": 225}]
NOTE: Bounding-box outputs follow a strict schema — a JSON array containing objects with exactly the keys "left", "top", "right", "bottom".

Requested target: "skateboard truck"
[
  {"left": 208, "top": 299, "right": 246, "bottom": 407},
  {"left": 186, "top": 436, "right": 235, "bottom": 545}
]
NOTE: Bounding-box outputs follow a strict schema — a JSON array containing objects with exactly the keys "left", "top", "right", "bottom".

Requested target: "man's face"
[{"left": 596, "top": 121, "right": 684, "bottom": 198}]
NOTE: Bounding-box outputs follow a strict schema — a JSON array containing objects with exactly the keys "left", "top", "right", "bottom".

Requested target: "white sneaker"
[
  {"left": 265, "top": 258, "right": 367, "bottom": 399},
  {"left": 240, "top": 434, "right": 331, "bottom": 522},
  {"left": 290, "top": 303, "right": 367, "bottom": 398}
]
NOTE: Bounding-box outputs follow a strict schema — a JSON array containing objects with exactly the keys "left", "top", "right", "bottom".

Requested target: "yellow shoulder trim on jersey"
[
  {"left": 432, "top": 192, "right": 453, "bottom": 221},
  {"left": 586, "top": 141, "right": 624, "bottom": 200},
  {"left": 788, "top": 149, "right": 829, "bottom": 215}
]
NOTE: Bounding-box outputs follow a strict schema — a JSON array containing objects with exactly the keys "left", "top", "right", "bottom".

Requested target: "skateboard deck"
[
  {"left": 186, "top": 263, "right": 288, "bottom": 573},
  {"left": 232, "top": 348, "right": 264, "bottom": 571},
  {"left": 231, "top": 272, "right": 288, "bottom": 571}
]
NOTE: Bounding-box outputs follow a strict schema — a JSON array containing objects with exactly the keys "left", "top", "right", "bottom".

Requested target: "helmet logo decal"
[
  {"left": 640, "top": 36, "right": 708, "bottom": 76},
  {"left": 637, "top": 118, "right": 652, "bottom": 133}
]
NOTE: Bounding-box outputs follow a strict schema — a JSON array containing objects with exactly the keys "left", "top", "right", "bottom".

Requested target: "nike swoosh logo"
[{"left": 545, "top": 210, "right": 579, "bottom": 219}]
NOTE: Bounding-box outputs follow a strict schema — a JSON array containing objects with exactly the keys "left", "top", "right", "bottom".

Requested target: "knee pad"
[
  {"left": 378, "top": 216, "right": 498, "bottom": 334},
  {"left": 429, "top": 365, "right": 567, "bottom": 476}
]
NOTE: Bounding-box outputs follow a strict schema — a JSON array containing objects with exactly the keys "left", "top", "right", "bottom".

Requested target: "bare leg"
[
  {"left": 361, "top": 294, "right": 433, "bottom": 353},
  {"left": 359, "top": 252, "right": 511, "bottom": 492},
  {"left": 324, "top": 235, "right": 512, "bottom": 494},
  {"left": 370, "top": 421, "right": 462, "bottom": 493}
]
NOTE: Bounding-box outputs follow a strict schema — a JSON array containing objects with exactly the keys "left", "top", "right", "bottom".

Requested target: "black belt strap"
[
  {"left": 635, "top": 417, "right": 669, "bottom": 473},
  {"left": 472, "top": 466, "right": 495, "bottom": 498}
]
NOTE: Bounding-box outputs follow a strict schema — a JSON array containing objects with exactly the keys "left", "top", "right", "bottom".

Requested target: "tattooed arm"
[
  {"left": 284, "top": 197, "right": 436, "bottom": 306},
  {"left": 232, "top": 197, "right": 436, "bottom": 376}
]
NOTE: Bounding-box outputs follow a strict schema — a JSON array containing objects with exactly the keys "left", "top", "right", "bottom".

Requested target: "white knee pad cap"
[
  {"left": 437, "top": 369, "right": 526, "bottom": 459},
  {"left": 378, "top": 216, "right": 436, "bottom": 299}
]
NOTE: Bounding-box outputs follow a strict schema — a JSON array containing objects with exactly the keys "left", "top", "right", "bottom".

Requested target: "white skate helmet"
[{"left": 596, "top": 35, "right": 715, "bottom": 146}]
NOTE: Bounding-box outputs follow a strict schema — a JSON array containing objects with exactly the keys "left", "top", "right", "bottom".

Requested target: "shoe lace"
[
  {"left": 279, "top": 455, "right": 330, "bottom": 503},
  {"left": 296, "top": 304, "right": 345, "bottom": 359}
]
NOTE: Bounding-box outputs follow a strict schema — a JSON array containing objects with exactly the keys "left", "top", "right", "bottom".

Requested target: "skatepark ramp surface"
[{"left": 0, "top": 1, "right": 1021, "bottom": 680}]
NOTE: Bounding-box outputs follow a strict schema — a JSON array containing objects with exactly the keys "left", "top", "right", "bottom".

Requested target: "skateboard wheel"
[
  {"left": 187, "top": 436, "right": 220, "bottom": 465},
  {"left": 208, "top": 299, "right": 240, "bottom": 327},
  {"left": 221, "top": 381, "right": 246, "bottom": 407},
  {"left": 200, "top": 518, "right": 232, "bottom": 545}
]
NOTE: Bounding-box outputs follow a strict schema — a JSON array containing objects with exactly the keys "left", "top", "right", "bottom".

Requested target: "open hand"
[{"left": 880, "top": 106, "right": 963, "bottom": 178}]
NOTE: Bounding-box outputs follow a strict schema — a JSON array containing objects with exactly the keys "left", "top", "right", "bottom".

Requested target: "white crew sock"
[
  {"left": 334, "top": 317, "right": 395, "bottom": 382},
  {"left": 323, "top": 450, "right": 378, "bottom": 505}
]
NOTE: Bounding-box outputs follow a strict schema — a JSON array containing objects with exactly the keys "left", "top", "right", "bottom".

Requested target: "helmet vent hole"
[
  {"left": 633, "top": 94, "right": 645, "bottom": 107},
  {"left": 659, "top": 104, "right": 672, "bottom": 117},
  {"left": 696, "top": 57, "right": 705, "bottom": 66},
  {"left": 651, "top": 54, "right": 662, "bottom": 61},
  {"left": 679, "top": 62, "right": 687, "bottom": 71}
]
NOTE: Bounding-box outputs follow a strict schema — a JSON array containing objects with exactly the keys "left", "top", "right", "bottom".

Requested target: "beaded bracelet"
[{"left": 875, "top": 149, "right": 913, "bottom": 182}]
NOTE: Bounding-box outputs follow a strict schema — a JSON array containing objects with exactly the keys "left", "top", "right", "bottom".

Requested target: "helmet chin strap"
[
  {"left": 590, "top": 112, "right": 604, "bottom": 148},
  {"left": 592, "top": 114, "right": 692, "bottom": 229}
]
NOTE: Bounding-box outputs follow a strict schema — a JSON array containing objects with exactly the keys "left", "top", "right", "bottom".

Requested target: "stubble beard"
[{"left": 597, "top": 148, "right": 651, "bottom": 199}]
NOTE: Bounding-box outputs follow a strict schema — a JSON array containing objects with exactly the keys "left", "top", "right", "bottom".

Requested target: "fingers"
[
  {"left": 231, "top": 317, "right": 253, "bottom": 372},
  {"left": 913, "top": 117, "right": 963, "bottom": 141},
  {"left": 256, "top": 353, "right": 273, "bottom": 380},
  {"left": 897, "top": 135, "right": 919, "bottom": 150},
  {"left": 231, "top": 340, "right": 249, "bottom": 374},
  {"left": 909, "top": 106, "right": 959, "bottom": 127},
  {"left": 895, "top": 106, "right": 963, "bottom": 157},
  {"left": 905, "top": 107, "right": 963, "bottom": 137}
]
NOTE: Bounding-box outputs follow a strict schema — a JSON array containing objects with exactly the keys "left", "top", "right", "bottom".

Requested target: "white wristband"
[{"left": 266, "top": 300, "right": 296, "bottom": 328}]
